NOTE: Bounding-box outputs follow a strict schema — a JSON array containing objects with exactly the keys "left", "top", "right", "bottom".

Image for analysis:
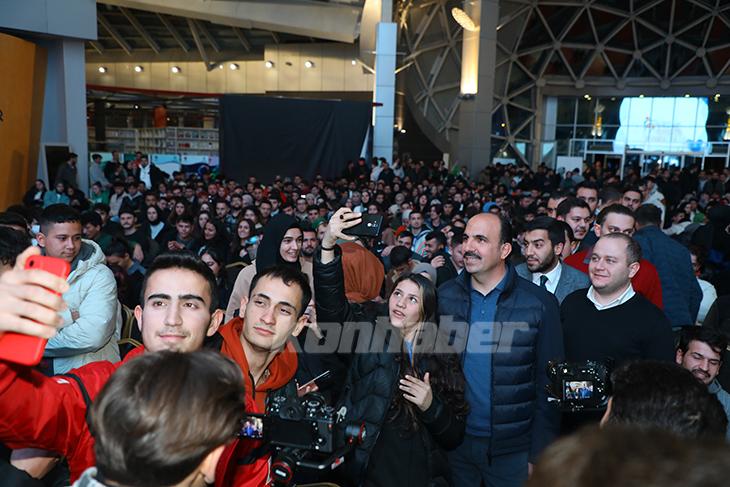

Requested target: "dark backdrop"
[{"left": 220, "top": 95, "right": 371, "bottom": 182}]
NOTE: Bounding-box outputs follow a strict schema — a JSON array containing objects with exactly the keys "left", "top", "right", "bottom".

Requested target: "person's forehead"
[
  {"left": 524, "top": 229, "right": 549, "bottom": 242},
  {"left": 688, "top": 340, "right": 722, "bottom": 359},
  {"left": 145, "top": 269, "right": 211, "bottom": 302},
  {"left": 568, "top": 207, "right": 590, "bottom": 217},
  {"left": 283, "top": 227, "right": 302, "bottom": 238},
  {"left": 252, "top": 275, "right": 303, "bottom": 307},
  {"left": 593, "top": 238, "right": 626, "bottom": 256},
  {"left": 604, "top": 213, "right": 634, "bottom": 227},
  {"left": 393, "top": 279, "right": 421, "bottom": 296},
  {"left": 465, "top": 214, "right": 499, "bottom": 235},
  {"left": 577, "top": 187, "right": 598, "bottom": 196},
  {"left": 48, "top": 222, "right": 82, "bottom": 234}
]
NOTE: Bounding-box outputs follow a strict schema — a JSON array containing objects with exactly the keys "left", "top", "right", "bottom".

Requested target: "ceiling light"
[
  {"left": 98, "top": 66, "right": 107, "bottom": 73},
  {"left": 304, "top": 60, "right": 314, "bottom": 69},
  {"left": 400, "top": 129, "right": 406, "bottom": 134},
  {"left": 265, "top": 60, "right": 274, "bottom": 69},
  {"left": 134, "top": 104, "right": 140, "bottom": 109},
  {"left": 684, "top": 93, "right": 691, "bottom": 98},
  {"left": 451, "top": 7, "right": 479, "bottom": 32},
  {"left": 134, "top": 65, "right": 143, "bottom": 73},
  {"left": 171, "top": 66, "right": 181, "bottom": 74},
  {"left": 351, "top": 59, "right": 357, "bottom": 66},
  {"left": 218, "top": 64, "right": 224, "bottom": 70},
  {"left": 639, "top": 94, "right": 645, "bottom": 98},
  {"left": 229, "top": 63, "right": 239, "bottom": 70}
]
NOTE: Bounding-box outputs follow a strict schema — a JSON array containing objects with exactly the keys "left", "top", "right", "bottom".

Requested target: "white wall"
[{"left": 85, "top": 43, "right": 374, "bottom": 93}]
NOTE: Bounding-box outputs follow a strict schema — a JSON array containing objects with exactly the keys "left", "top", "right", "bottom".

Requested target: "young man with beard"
[
  {"left": 0, "top": 250, "right": 310, "bottom": 487},
  {"left": 423, "top": 230, "right": 457, "bottom": 286},
  {"left": 675, "top": 327, "right": 730, "bottom": 440},
  {"left": 300, "top": 226, "right": 318, "bottom": 264},
  {"left": 516, "top": 217, "right": 589, "bottom": 303}
]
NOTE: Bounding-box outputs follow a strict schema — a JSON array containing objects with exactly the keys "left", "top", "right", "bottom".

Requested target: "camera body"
[
  {"left": 265, "top": 390, "right": 339, "bottom": 453},
  {"left": 547, "top": 360, "right": 611, "bottom": 412}
]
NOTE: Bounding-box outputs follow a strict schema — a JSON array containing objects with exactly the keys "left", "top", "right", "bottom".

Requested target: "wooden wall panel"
[{"left": 0, "top": 33, "right": 47, "bottom": 211}]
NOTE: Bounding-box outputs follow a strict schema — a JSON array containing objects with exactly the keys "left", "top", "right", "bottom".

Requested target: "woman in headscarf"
[{"left": 224, "top": 214, "right": 313, "bottom": 322}]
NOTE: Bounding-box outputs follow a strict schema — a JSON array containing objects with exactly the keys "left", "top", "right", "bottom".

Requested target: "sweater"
[{"left": 560, "top": 290, "right": 675, "bottom": 365}]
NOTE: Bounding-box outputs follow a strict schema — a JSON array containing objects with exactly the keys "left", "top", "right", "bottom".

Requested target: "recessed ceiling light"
[
  {"left": 265, "top": 60, "right": 274, "bottom": 69},
  {"left": 134, "top": 65, "right": 143, "bottom": 73},
  {"left": 304, "top": 60, "right": 314, "bottom": 69},
  {"left": 229, "top": 63, "right": 239, "bottom": 70},
  {"left": 171, "top": 66, "right": 181, "bottom": 73},
  {"left": 98, "top": 66, "right": 107, "bottom": 73},
  {"left": 351, "top": 59, "right": 357, "bottom": 66}
]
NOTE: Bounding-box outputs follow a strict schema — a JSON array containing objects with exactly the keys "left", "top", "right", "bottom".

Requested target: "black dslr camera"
[
  {"left": 239, "top": 382, "right": 365, "bottom": 486},
  {"left": 546, "top": 360, "right": 612, "bottom": 412}
]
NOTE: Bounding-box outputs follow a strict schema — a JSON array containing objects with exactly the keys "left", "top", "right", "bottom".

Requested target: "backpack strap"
[{"left": 64, "top": 373, "right": 92, "bottom": 421}]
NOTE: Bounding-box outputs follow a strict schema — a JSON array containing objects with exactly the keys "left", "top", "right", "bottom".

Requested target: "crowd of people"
[{"left": 0, "top": 150, "right": 729, "bottom": 487}]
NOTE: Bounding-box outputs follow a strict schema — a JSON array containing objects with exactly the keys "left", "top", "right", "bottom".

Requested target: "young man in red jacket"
[
  {"left": 564, "top": 204, "right": 663, "bottom": 310},
  {"left": 0, "top": 248, "right": 310, "bottom": 486}
]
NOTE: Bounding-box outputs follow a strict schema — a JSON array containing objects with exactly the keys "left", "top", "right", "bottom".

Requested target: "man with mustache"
[
  {"left": 676, "top": 327, "right": 730, "bottom": 440},
  {"left": 438, "top": 212, "right": 564, "bottom": 487}
]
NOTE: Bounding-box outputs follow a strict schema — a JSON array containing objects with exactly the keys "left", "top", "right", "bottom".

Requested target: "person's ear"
[
  {"left": 628, "top": 261, "right": 640, "bottom": 279},
  {"left": 500, "top": 241, "right": 512, "bottom": 260},
  {"left": 675, "top": 349, "right": 684, "bottom": 366},
  {"left": 199, "top": 445, "right": 226, "bottom": 484},
  {"left": 238, "top": 295, "right": 249, "bottom": 319},
  {"left": 36, "top": 232, "right": 47, "bottom": 248},
  {"left": 292, "top": 312, "right": 308, "bottom": 338},
  {"left": 207, "top": 308, "right": 224, "bottom": 336},
  {"left": 594, "top": 224, "right": 602, "bottom": 238},
  {"left": 554, "top": 242, "right": 564, "bottom": 257},
  {"left": 134, "top": 305, "right": 143, "bottom": 333}
]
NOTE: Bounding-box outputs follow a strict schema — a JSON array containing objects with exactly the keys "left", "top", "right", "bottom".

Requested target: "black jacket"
[
  {"left": 314, "top": 247, "right": 465, "bottom": 486},
  {"left": 437, "top": 265, "right": 564, "bottom": 461},
  {"left": 133, "top": 164, "right": 168, "bottom": 190}
]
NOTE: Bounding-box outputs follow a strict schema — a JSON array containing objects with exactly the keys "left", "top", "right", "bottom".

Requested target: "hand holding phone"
[{"left": 0, "top": 248, "right": 70, "bottom": 366}]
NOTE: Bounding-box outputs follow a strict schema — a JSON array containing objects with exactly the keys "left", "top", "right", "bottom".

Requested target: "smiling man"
[
  {"left": 556, "top": 197, "right": 593, "bottom": 249},
  {"left": 561, "top": 233, "right": 674, "bottom": 366}
]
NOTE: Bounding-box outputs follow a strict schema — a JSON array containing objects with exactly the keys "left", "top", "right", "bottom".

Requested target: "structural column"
[
  {"left": 454, "top": 0, "right": 499, "bottom": 176},
  {"left": 372, "top": 0, "right": 396, "bottom": 162},
  {"left": 39, "top": 39, "right": 90, "bottom": 190}
]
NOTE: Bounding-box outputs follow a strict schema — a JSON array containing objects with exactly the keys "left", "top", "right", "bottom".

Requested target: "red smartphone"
[{"left": 0, "top": 255, "right": 70, "bottom": 366}]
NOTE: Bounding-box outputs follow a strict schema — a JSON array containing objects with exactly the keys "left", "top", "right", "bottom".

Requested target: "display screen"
[{"left": 564, "top": 380, "right": 593, "bottom": 399}]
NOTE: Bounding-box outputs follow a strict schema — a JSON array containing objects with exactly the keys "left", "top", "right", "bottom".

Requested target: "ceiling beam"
[
  {"left": 187, "top": 18, "right": 215, "bottom": 70},
  {"left": 194, "top": 19, "right": 221, "bottom": 53},
  {"left": 232, "top": 27, "right": 251, "bottom": 52},
  {"left": 119, "top": 7, "right": 161, "bottom": 53},
  {"left": 98, "top": 13, "right": 133, "bottom": 56},
  {"left": 157, "top": 13, "right": 191, "bottom": 52},
  {"left": 270, "top": 31, "right": 280, "bottom": 44},
  {"left": 89, "top": 40, "right": 105, "bottom": 55},
  {"left": 97, "top": 0, "right": 362, "bottom": 43}
]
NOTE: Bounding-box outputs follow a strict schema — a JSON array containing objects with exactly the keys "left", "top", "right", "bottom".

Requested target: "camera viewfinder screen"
[
  {"left": 564, "top": 380, "right": 593, "bottom": 400},
  {"left": 240, "top": 415, "right": 264, "bottom": 439}
]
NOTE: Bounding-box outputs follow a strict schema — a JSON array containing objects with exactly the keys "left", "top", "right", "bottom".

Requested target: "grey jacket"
[
  {"left": 72, "top": 468, "right": 107, "bottom": 487},
  {"left": 708, "top": 379, "right": 730, "bottom": 441},
  {"left": 515, "top": 262, "right": 590, "bottom": 304}
]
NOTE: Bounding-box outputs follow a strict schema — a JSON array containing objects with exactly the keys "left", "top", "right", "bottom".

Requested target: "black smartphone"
[
  {"left": 343, "top": 214, "right": 383, "bottom": 237},
  {"left": 238, "top": 414, "right": 265, "bottom": 439}
]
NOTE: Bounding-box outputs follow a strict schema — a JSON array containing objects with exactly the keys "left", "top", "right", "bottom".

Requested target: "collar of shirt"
[
  {"left": 532, "top": 261, "right": 562, "bottom": 294},
  {"left": 586, "top": 283, "right": 635, "bottom": 310}
]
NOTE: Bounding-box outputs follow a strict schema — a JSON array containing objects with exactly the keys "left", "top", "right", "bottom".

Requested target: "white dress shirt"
[
  {"left": 586, "top": 283, "right": 636, "bottom": 310},
  {"left": 532, "top": 262, "right": 563, "bottom": 295}
]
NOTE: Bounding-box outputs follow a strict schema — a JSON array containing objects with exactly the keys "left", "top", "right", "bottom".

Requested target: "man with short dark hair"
[
  {"left": 564, "top": 204, "right": 663, "bottom": 310},
  {"left": 300, "top": 227, "right": 317, "bottom": 264},
  {"left": 556, "top": 197, "right": 592, "bottom": 250},
  {"left": 439, "top": 212, "right": 564, "bottom": 486},
  {"left": 423, "top": 230, "right": 457, "bottom": 286},
  {"left": 634, "top": 204, "right": 702, "bottom": 328},
  {"left": 163, "top": 214, "right": 200, "bottom": 253},
  {"left": 561, "top": 233, "right": 674, "bottom": 367},
  {"left": 0, "top": 227, "right": 30, "bottom": 276},
  {"left": 104, "top": 238, "right": 146, "bottom": 308},
  {"left": 516, "top": 217, "right": 589, "bottom": 303},
  {"left": 676, "top": 327, "right": 730, "bottom": 439},
  {"left": 408, "top": 210, "right": 431, "bottom": 258},
  {"left": 80, "top": 211, "right": 113, "bottom": 253},
  {"left": 622, "top": 186, "right": 643, "bottom": 211},
  {"left": 89, "top": 153, "right": 110, "bottom": 192},
  {"left": 132, "top": 154, "right": 168, "bottom": 191},
  {"left": 36, "top": 204, "right": 120, "bottom": 373},
  {"left": 576, "top": 181, "right": 599, "bottom": 214},
  {"left": 55, "top": 153, "right": 78, "bottom": 189},
  {"left": 546, "top": 190, "right": 569, "bottom": 219}
]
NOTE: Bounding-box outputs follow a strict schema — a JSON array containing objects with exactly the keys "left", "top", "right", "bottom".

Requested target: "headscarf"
[
  {"left": 255, "top": 213, "right": 301, "bottom": 274},
  {"left": 340, "top": 242, "right": 384, "bottom": 303}
]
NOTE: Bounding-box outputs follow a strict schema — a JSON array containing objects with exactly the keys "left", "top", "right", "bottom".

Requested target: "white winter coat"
[{"left": 44, "top": 240, "right": 121, "bottom": 374}]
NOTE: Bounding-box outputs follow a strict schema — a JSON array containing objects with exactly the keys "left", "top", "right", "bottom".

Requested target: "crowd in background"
[{"left": 1, "top": 148, "right": 730, "bottom": 487}]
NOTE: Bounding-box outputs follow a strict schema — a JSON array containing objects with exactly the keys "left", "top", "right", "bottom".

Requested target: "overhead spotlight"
[
  {"left": 684, "top": 93, "right": 691, "bottom": 98},
  {"left": 400, "top": 128, "right": 406, "bottom": 134},
  {"left": 98, "top": 66, "right": 107, "bottom": 73},
  {"left": 304, "top": 60, "right": 314, "bottom": 68},
  {"left": 133, "top": 65, "right": 143, "bottom": 73},
  {"left": 351, "top": 59, "right": 357, "bottom": 66},
  {"left": 451, "top": 7, "right": 479, "bottom": 32},
  {"left": 134, "top": 104, "right": 140, "bottom": 109},
  {"left": 218, "top": 64, "right": 224, "bottom": 70},
  {"left": 639, "top": 94, "right": 645, "bottom": 98},
  {"left": 265, "top": 60, "right": 274, "bottom": 69},
  {"left": 171, "top": 66, "right": 181, "bottom": 73},
  {"left": 229, "top": 63, "right": 239, "bottom": 70},
  {"left": 500, "top": 123, "right": 506, "bottom": 128},
  {"left": 611, "top": 97, "right": 616, "bottom": 101}
]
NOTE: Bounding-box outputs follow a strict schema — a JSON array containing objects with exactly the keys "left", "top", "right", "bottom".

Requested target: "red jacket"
[
  {"left": 0, "top": 343, "right": 271, "bottom": 486},
  {"left": 564, "top": 249, "right": 664, "bottom": 310}
]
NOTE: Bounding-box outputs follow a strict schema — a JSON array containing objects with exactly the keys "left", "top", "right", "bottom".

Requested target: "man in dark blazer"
[
  {"left": 516, "top": 216, "right": 589, "bottom": 303},
  {"left": 133, "top": 155, "right": 169, "bottom": 191}
]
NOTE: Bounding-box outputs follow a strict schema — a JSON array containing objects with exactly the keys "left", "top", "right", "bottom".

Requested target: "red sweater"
[{"left": 564, "top": 249, "right": 664, "bottom": 310}]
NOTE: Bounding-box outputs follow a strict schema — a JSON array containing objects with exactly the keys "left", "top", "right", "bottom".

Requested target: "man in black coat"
[
  {"left": 133, "top": 155, "right": 168, "bottom": 191},
  {"left": 438, "top": 212, "right": 564, "bottom": 487}
]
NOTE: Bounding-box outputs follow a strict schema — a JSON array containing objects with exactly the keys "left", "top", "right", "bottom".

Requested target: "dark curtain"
[{"left": 220, "top": 95, "right": 371, "bottom": 182}]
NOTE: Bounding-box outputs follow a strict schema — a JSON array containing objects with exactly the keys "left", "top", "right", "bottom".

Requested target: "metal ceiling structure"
[
  {"left": 399, "top": 0, "right": 730, "bottom": 164},
  {"left": 88, "top": 1, "right": 364, "bottom": 66}
]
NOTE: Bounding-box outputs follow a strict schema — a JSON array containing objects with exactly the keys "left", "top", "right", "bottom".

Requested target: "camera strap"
[{"left": 64, "top": 373, "right": 92, "bottom": 422}]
